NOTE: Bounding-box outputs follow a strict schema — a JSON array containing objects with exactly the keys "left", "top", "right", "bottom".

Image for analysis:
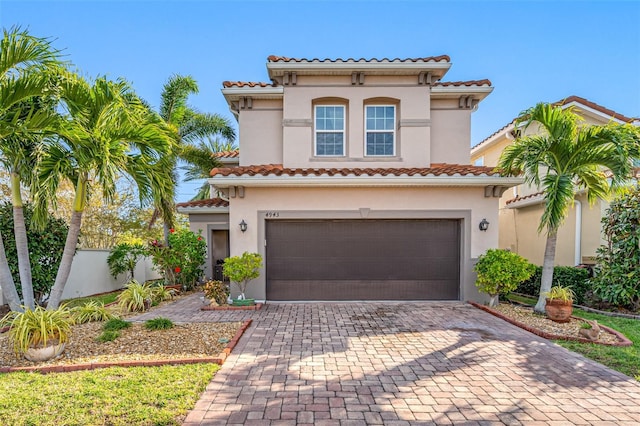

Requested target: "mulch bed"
[{"left": 470, "top": 301, "right": 632, "bottom": 347}]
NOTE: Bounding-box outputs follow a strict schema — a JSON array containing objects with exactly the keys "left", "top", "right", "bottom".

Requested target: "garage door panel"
[
  {"left": 266, "top": 219, "right": 460, "bottom": 300},
  {"left": 268, "top": 280, "right": 459, "bottom": 301}
]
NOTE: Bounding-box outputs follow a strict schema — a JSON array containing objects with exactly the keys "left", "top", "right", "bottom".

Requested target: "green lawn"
[
  {"left": 0, "top": 363, "right": 218, "bottom": 425},
  {"left": 506, "top": 294, "right": 640, "bottom": 380},
  {"left": 62, "top": 291, "right": 121, "bottom": 308}
]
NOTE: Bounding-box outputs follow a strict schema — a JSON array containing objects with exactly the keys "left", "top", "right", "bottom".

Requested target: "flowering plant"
[{"left": 147, "top": 228, "right": 207, "bottom": 290}]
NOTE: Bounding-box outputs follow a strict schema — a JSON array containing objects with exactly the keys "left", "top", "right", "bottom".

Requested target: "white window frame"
[
  {"left": 314, "top": 105, "right": 346, "bottom": 157},
  {"left": 365, "top": 105, "right": 396, "bottom": 156}
]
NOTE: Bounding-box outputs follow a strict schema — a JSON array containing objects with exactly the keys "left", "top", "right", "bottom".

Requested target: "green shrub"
[
  {"left": 117, "top": 280, "right": 154, "bottom": 312},
  {"left": 107, "top": 243, "right": 147, "bottom": 280},
  {"left": 203, "top": 280, "right": 229, "bottom": 305},
  {"left": 222, "top": 252, "right": 262, "bottom": 299},
  {"left": 0, "top": 203, "right": 69, "bottom": 303},
  {"left": 474, "top": 249, "right": 535, "bottom": 306},
  {"left": 589, "top": 187, "right": 640, "bottom": 310},
  {"left": 103, "top": 318, "right": 131, "bottom": 332},
  {"left": 147, "top": 228, "right": 207, "bottom": 290},
  {"left": 517, "top": 266, "right": 590, "bottom": 305},
  {"left": 144, "top": 317, "right": 173, "bottom": 330},
  {"left": 96, "top": 330, "right": 120, "bottom": 342},
  {"left": 71, "top": 301, "right": 117, "bottom": 324}
]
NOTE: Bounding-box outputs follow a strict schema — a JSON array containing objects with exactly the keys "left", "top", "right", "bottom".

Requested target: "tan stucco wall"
[
  {"left": 225, "top": 186, "right": 499, "bottom": 302},
  {"left": 238, "top": 101, "right": 283, "bottom": 167},
  {"left": 430, "top": 102, "right": 471, "bottom": 164},
  {"left": 281, "top": 85, "right": 432, "bottom": 168}
]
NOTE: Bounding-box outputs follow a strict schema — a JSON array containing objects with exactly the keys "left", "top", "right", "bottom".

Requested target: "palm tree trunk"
[
  {"left": 47, "top": 210, "right": 82, "bottom": 310},
  {"left": 0, "top": 231, "right": 23, "bottom": 312},
  {"left": 11, "top": 172, "right": 34, "bottom": 309},
  {"left": 534, "top": 230, "right": 558, "bottom": 314},
  {"left": 13, "top": 207, "right": 35, "bottom": 309}
]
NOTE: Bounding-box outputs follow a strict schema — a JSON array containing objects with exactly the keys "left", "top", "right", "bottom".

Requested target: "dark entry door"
[{"left": 266, "top": 219, "right": 460, "bottom": 300}]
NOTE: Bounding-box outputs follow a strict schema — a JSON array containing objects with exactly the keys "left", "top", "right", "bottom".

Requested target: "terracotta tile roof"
[
  {"left": 505, "top": 191, "right": 544, "bottom": 206},
  {"left": 175, "top": 198, "right": 229, "bottom": 208},
  {"left": 558, "top": 96, "right": 637, "bottom": 123},
  {"left": 210, "top": 163, "right": 501, "bottom": 177},
  {"left": 212, "top": 150, "right": 239, "bottom": 159},
  {"left": 472, "top": 95, "right": 638, "bottom": 151},
  {"left": 222, "top": 81, "right": 274, "bottom": 88},
  {"left": 434, "top": 79, "right": 492, "bottom": 87},
  {"left": 267, "top": 55, "right": 451, "bottom": 63}
]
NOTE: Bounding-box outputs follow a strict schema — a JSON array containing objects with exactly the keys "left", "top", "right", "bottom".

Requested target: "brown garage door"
[{"left": 266, "top": 219, "right": 460, "bottom": 301}]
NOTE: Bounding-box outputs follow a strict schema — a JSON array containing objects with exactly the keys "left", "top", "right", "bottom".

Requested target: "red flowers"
[
  {"left": 197, "top": 236, "right": 202, "bottom": 241},
  {"left": 169, "top": 228, "right": 175, "bottom": 233},
  {"left": 174, "top": 267, "right": 181, "bottom": 273}
]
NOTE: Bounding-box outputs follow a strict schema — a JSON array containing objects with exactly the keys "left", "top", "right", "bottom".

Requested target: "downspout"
[{"left": 574, "top": 199, "right": 582, "bottom": 265}]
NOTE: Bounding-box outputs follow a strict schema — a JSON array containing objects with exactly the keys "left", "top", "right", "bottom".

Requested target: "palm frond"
[{"left": 159, "top": 74, "right": 198, "bottom": 125}]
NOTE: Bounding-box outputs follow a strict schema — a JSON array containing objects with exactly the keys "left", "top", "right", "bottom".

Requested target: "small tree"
[
  {"left": 474, "top": 249, "right": 535, "bottom": 306},
  {"left": 107, "top": 243, "right": 147, "bottom": 280},
  {"left": 589, "top": 187, "right": 640, "bottom": 310},
  {"left": 222, "top": 252, "right": 262, "bottom": 300},
  {"left": 147, "top": 228, "right": 206, "bottom": 290}
]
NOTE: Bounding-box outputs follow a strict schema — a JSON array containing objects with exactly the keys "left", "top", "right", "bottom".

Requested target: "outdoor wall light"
[
  {"left": 479, "top": 218, "right": 489, "bottom": 232},
  {"left": 239, "top": 220, "right": 248, "bottom": 233}
]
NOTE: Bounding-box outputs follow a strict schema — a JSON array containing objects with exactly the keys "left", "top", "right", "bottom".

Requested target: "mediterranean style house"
[
  {"left": 177, "top": 55, "right": 522, "bottom": 302},
  {"left": 471, "top": 96, "right": 639, "bottom": 267}
]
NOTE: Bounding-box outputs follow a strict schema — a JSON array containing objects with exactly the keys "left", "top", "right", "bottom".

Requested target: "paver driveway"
[{"left": 138, "top": 295, "right": 640, "bottom": 425}]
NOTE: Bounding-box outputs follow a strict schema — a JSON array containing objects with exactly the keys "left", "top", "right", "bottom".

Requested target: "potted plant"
[
  {"left": 222, "top": 252, "right": 262, "bottom": 305},
  {"left": 203, "top": 279, "right": 230, "bottom": 306},
  {"left": 474, "top": 249, "right": 535, "bottom": 307},
  {"left": 543, "top": 285, "right": 575, "bottom": 322},
  {"left": 0, "top": 305, "right": 73, "bottom": 361}
]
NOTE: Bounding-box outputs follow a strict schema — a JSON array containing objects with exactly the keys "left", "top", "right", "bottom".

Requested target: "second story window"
[
  {"left": 315, "top": 105, "right": 345, "bottom": 156},
  {"left": 366, "top": 105, "right": 395, "bottom": 156}
]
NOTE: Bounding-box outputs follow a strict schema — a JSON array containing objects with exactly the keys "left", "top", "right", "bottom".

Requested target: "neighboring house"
[
  {"left": 471, "top": 96, "right": 639, "bottom": 267},
  {"left": 178, "top": 55, "right": 522, "bottom": 302}
]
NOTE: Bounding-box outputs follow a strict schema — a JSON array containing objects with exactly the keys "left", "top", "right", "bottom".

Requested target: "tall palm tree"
[
  {"left": 498, "top": 103, "right": 640, "bottom": 313},
  {"left": 0, "top": 26, "right": 65, "bottom": 311},
  {"left": 39, "top": 74, "right": 175, "bottom": 310},
  {"left": 151, "top": 75, "right": 235, "bottom": 229},
  {"left": 181, "top": 137, "right": 237, "bottom": 200}
]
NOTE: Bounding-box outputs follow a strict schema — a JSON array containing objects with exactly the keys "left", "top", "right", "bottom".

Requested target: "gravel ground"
[
  {"left": 492, "top": 303, "right": 619, "bottom": 344},
  {"left": 0, "top": 293, "right": 243, "bottom": 368}
]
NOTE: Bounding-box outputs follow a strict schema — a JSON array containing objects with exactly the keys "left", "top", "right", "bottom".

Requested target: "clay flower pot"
[
  {"left": 24, "top": 342, "right": 66, "bottom": 362},
  {"left": 545, "top": 298, "right": 573, "bottom": 323}
]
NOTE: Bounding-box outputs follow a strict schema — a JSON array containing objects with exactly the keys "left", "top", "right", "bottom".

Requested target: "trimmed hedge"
[{"left": 516, "top": 266, "right": 590, "bottom": 305}]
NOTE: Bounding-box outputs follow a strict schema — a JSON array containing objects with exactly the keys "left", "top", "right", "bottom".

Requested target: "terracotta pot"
[
  {"left": 545, "top": 298, "right": 573, "bottom": 323},
  {"left": 24, "top": 342, "right": 66, "bottom": 362}
]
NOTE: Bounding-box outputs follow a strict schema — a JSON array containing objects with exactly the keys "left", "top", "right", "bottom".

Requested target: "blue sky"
[{"left": 2, "top": 0, "right": 639, "bottom": 202}]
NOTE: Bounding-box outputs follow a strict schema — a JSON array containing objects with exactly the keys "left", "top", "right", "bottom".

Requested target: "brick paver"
[{"left": 142, "top": 295, "right": 640, "bottom": 425}]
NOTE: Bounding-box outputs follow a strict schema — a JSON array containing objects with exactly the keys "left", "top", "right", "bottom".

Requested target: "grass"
[
  {"left": 0, "top": 364, "right": 219, "bottom": 425},
  {"left": 63, "top": 291, "right": 121, "bottom": 309},
  {"left": 505, "top": 293, "right": 640, "bottom": 379},
  {"left": 145, "top": 317, "right": 174, "bottom": 330}
]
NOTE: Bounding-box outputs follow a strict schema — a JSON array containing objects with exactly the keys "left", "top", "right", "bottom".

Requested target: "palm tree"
[
  {"left": 498, "top": 103, "right": 640, "bottom": 313},
  {"left": 39, "top": 74, "right": 175, "bottom": 310},
  {"left": 181, "top": 137, "right": 237, "bottom": 200},
  {"left": 0, "top": 26, "right": 65, "bottom": 311},
  {"left": 151, "top": 75, "right": 235, "bottom": 228}
]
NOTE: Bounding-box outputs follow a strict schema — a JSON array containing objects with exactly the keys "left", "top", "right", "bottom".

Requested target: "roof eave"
[
  {"left": 431, "top": 86, "right": 493, "bottom": 101},
  {"left": 267, "top": 61, "right": 452, "bottom": 79},
  {"left": 209, "top": 175, "right": 524, "bottom": 188},
  {"left": 176, "top": 206, "right": 229, "bottom": 214}
]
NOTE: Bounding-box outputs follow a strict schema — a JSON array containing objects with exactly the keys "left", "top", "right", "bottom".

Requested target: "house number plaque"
[{"left": 265, "top": 212, "right": 280, "bottom": 217}]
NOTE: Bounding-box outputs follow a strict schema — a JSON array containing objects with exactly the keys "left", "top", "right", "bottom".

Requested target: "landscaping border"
[
  {"left": 201, "top": 303, "right": 263, "bottom": 311},
  {"left": 0, "top": 319, "right": 252, "bottom": 375},
  {"left": 469, "top": 302, "right": 632, "bottom": 347}
]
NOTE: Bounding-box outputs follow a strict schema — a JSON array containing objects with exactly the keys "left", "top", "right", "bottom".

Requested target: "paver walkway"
[{"left": 139, "top": 295, "right": 640, "bottom": 425}]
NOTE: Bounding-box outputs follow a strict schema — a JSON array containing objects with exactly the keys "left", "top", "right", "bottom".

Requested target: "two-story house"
[
  {"left": 471, "top": 96, "right": 639, "bottom": 267},
  {"left": 178, "top": 55, "right": 522, "bottom": 302}
]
